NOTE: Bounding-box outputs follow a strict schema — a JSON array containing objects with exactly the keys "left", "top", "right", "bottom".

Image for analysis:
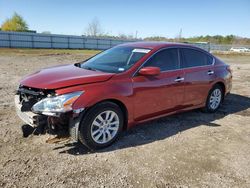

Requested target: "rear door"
[
  {"left": 132, "top": 48, "right": 185, "bottom": 121},
  {"left": 180, "top": 48, "right": 215, "bottom": 107}
]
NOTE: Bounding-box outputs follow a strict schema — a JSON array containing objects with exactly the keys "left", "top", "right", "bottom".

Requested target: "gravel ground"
[{"left": 0, "top": 50, "right": 250, "bottom": 187}]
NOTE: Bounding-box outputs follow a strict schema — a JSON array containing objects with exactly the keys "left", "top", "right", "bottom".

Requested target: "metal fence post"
[
  {"left": 31, "top": 34, "right": 34, "bottom": 48},
  {"left": 68, "top": 36, "right": 70, "bottom": 49},
  {"left": 8, "top": 33, "right": 11, "bottom": 48},
  {"left": 50, "top": 36, "right": 53, "bottom": 48}
]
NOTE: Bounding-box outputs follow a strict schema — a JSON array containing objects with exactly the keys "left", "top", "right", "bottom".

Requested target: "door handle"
[
  {"left": 175, "top": 77, "right": 184, "bottom": 82},
  {"left": 207, "top": 70, "right": 214, "bottom": 75}
]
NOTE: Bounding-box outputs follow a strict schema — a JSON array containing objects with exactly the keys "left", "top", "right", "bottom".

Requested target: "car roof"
[{"left": 118, "top": 41, "right": 196, "bottom": 50}]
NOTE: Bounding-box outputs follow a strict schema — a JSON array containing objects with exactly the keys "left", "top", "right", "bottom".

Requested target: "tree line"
[
  {"left": 144, "top": 35, "right": 250, "bottom": 45},
  {"left": 1, "top": 13, "right": 249, "bottom": 45}
]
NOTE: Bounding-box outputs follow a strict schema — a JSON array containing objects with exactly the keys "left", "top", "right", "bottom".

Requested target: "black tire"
[
  {"left": 79, "top": 101, "right": 124, "bottom": 150},
  {"left": 203, "top": 84, "right": 223, "bottom": 113}
]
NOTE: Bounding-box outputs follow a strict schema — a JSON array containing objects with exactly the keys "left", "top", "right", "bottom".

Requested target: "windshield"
[{"left": 81, "top": 46, "right": 151, "bottom": 73}]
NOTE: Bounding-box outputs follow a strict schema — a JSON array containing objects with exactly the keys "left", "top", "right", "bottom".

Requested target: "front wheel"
[
  {"left": 203, "top": 85, "right": 223, "bottom": 113},
  {"left": 79, "top": 102, "right": 124, "bottom": 150}
]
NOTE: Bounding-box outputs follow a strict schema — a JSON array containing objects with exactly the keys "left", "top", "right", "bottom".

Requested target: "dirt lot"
[{"left": 0, "top": 49, "right": 250, "bottom": 188}]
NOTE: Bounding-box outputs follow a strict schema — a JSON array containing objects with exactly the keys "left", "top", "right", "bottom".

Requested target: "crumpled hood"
[{"left": 20, "top": 64, "right": 114, "bottom": 89}]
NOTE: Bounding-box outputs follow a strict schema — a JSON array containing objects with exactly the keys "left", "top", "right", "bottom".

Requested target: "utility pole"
[
  {"left": 179, "top": 28, "right": 182, "bottom": 41},
  {"left": 135, "top": 30, "right": 138, "bottom": 39}
]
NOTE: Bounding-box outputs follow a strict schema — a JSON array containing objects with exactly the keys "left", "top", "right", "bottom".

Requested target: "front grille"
[
  {"left": 15, "top": 85, "right": 54, "bottom": 125},
  {"left": 16, "top": 86, "right": 54, "bottom": 111}
]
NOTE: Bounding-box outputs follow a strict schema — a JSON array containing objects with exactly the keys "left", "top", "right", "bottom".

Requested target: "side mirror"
[{"left": 139, "top": 67, "right": 160, "bottom": 76}]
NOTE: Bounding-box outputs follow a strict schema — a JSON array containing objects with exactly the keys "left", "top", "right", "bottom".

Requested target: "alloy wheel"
[
  {"left": 209, "top": 88, "right": 222, "bottom": 110},
  {"left": 90, "top": 110, "right": 120, "bottom": 144}
]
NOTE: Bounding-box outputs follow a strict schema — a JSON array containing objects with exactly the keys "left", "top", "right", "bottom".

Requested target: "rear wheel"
[
  {"left": 203, "top": 85, "right": 223, "bottom": 113},
  {"left": 79, "top": 102, "right": 123, "bottom": 150}
]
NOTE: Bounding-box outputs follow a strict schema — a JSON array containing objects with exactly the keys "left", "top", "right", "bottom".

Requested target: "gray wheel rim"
[
  {"left": 209, "top": 88, "right": 222, "bottom": 110},
  {"left": 90, "top": 110, "right": 119, "bottom": 144}
]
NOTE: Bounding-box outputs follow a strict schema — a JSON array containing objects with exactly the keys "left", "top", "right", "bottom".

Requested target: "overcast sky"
[{"left": 0, "top": 0, "right": 249, "bottom": 38}]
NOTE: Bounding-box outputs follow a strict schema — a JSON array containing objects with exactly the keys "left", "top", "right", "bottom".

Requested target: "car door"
[
  {"left": 132, "top": 48, "right": 186, "bottom": 121},
  {"left": 180, "top": 48, "right": 215, "bottom": 107}
]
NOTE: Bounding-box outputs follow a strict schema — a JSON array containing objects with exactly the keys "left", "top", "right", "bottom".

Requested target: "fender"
[{"left": 55, "top": 78, "right": 134, "bottom": 125}]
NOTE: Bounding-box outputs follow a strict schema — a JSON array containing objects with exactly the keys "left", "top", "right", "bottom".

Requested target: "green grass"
[{"left": 0, "top": 48, "right": 101, "bottom": 56}]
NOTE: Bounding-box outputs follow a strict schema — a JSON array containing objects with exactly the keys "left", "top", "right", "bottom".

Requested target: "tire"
[
  {"left": 203, "top": 85, "right": 223, "bottom": 113},
  {"left": 79, "top": 101, "right": 124, "bottom": 150}
]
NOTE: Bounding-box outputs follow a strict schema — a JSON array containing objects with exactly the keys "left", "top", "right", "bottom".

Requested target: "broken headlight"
[{"left": 32, "top": 91, "right": 83, "bottom": 115}]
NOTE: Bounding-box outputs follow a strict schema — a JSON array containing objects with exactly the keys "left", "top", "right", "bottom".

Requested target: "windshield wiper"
[{"left": 82, "top": 66, "right": 97, "bottom": 71}]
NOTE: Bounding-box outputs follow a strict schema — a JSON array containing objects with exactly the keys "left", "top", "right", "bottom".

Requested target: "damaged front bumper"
[
  {"left": 15, "top": 94, "right": 83, "bottom": 142},
  {"left": 15, "top": 95, "right": 46, "bottom": 127}
]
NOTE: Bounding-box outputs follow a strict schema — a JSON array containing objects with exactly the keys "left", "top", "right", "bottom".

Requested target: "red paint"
[
  {"left": 20, "top": 64, "right": 114, "bottom": 89},
  {"left": 138, "top": 67, "right": 160, "bottom": 76},
  {"left": 19, "top": 42, "right": 232, "bottom": 129}
]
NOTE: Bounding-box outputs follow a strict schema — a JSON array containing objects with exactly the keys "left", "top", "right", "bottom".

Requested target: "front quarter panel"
[{"left": 55, "top": 77, "right": 134, "bottom": 123}]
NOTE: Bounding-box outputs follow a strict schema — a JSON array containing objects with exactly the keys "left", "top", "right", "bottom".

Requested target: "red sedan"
[{"left": 15, "top": 42, "right": 232, "bottom": 150}]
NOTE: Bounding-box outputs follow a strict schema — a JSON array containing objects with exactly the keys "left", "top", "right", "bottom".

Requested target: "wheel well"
[
  {"left": 106, "top": 99, "right": 128, "bottom": 130},
  {"left": 214, "top": 82, "right": 226, "bottom": 99}
]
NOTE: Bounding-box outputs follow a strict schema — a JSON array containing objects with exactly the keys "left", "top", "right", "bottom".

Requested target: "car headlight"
[{"left": 32, "top": 91, "right": 83, "bottom": 115}]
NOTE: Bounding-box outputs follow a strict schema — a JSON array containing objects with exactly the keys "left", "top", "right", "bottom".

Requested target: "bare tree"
[{"left": 85, "top": 18, "right": 103, "bottom": 37}]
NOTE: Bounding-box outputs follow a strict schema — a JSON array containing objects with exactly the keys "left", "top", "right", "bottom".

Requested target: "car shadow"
[{"left": 26, "top": 93, "right": 250, "bottom": 155}]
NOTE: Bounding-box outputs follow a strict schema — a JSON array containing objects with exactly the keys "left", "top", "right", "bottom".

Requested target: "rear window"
[{"left": 181, "top": 48, "right": 213, "bottom": 68}]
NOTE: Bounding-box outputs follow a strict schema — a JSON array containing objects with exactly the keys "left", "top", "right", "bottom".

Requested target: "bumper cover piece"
[
  {"left": 15, "top": 95, "right": 46, "bottom": 127},
  {"left": 15, "top": 94, "right": 83, "bottom": 141}
]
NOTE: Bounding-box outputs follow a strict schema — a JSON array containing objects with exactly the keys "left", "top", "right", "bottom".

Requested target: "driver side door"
[{"left": 132, "top": 48, "right": 186, "bottom": 121}]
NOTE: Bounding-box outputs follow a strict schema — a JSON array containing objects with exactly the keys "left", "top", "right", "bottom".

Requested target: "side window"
[
  {"left": 144, "top": 49, "right": 179, "bottom": 71},
  {"left": 181, "top": 48, "right": 212, "bottom": 68},
  {"left": 207, "top": 55, "right": 214, "bottom": 65}
]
